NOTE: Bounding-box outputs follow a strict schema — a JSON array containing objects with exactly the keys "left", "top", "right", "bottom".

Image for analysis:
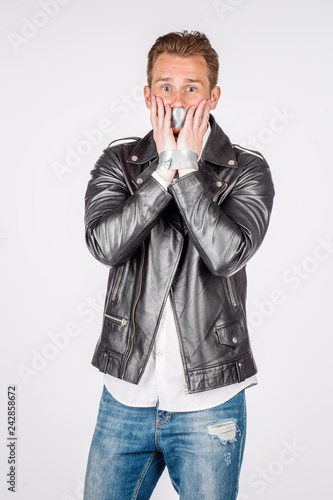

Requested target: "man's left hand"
[
  {"left": 177, "top": 99, "right": 210, "bottom": 155},
  {"left": 176, "top": 99, "right": 210, "bottom": 177}
]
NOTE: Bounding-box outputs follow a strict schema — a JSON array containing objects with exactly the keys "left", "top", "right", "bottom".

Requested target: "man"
[{"left": 83, "top": 31, "right": 274, "bottom": 500}]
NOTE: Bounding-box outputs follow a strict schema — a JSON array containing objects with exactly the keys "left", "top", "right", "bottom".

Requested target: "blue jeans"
[{"left": 83, "top": 385, "right": 247, "bottom": 500}]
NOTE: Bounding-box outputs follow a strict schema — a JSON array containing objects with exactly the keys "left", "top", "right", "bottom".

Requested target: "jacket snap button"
[
  {"left": 216, "top": 181, "right": 222, "bottom": 187},
  {"left": 132, "top": 155, "right": 138, "bottom": 161},
  {"left": 137, "top": 178, "right": 143, "bottom": 184},
  {"left": 238, "top": 362, "right": 242, "bottom": 366},
  {"left": 228, "top": 159, "right": 235, "bottom": 165},
  {"left": 232, "top": 337, "right": 238, "bottom": 343}
]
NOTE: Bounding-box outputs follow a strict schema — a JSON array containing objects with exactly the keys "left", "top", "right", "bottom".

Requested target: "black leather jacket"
[{"left": 84, "top": 115, "right": 275, "bottom": 394}]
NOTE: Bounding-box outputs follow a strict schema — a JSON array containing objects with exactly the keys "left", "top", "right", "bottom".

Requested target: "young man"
[{"left": 83, "top": 31, "right": 274, "bottom": 500}]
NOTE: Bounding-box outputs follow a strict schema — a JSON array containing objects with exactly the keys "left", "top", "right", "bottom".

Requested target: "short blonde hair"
[{"left": 147, "top": 31, "right": 219, "bottom": 91}]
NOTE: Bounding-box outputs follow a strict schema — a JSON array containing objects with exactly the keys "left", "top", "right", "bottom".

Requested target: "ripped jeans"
[{"left": 83, "top": 385, "right": 246, "bottom": 500}]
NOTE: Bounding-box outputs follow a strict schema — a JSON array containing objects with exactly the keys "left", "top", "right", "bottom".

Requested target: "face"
[{"left": 144, "top": 53, "right": 220, "bottom": 131}]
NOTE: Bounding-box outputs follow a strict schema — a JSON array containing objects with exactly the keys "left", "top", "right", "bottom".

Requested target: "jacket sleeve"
[
  {"left": 84, "top": 147, "right": 172, "bottom": 267},
  {"left": 169, "top": 156, "right": 275, "bottom": 277}
]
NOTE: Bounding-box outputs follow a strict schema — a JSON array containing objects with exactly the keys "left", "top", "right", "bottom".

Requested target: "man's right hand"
[
  {"left": 151, "top": 95, "right": 177, "bottom": 183},
  {"left": 151, "top": 95, "right": 177, "bottom": 153}
]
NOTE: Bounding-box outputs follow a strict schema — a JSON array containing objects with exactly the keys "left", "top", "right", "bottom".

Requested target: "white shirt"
[{"left": 104, "top": 124, "right": 257, "bottom": 411}]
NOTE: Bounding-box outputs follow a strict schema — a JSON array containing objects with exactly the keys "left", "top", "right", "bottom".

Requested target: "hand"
[
  {"left": 150, "top": 95, "right": 177, "bottom": 155},
  {"left": 176, "top": 99, "right": 211, "bottom": 157}
]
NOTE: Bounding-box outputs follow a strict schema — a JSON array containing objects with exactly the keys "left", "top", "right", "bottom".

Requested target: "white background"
[{"left": 1, "top": 0, "right": 333, "bottom": 498}]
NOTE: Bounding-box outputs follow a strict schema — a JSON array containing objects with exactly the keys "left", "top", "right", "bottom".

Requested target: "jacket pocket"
[
  {"left": 215, "top": 321, "right": 242, "bottom": 348},
  {"left": 104, "top": 312, "right": 128, "bottom": 328}
]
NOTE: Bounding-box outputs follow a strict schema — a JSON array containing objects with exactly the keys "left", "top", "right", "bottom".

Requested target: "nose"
[{"left": 170, "top": 90, "right": 186, "bottom": 109}]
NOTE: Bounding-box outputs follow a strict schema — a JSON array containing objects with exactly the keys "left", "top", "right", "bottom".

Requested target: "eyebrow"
[{"left": 154, "top": 77, "right": 204, "bottom": 85}]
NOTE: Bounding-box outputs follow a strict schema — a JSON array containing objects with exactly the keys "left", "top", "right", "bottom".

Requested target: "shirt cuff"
[
  {"left": 152, "top": 171, "right": 171, "bottom": 190},
  {"left": 157, "top": 149, "right": 199, "bottom": 171}
]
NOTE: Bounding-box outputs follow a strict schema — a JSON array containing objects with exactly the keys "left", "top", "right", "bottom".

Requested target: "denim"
[{"left": 83, "top": 385, "right": 247, "bottom": 500}]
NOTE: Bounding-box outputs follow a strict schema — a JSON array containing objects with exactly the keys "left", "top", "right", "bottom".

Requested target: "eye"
[
  {"left": 187, "top": 86, "right": 196, "bottom": 92},
  {"left": 161, "top": 85, "right": 171, "bottom": 91}
]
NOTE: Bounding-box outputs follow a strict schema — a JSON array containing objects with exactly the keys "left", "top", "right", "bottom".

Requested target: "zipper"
[
  {"left": 170, "top": 287, "right": 190, "bottom": 394},
  {"left": 167, "top": 236, "right": 188, "bottom": 391},
  {"left": 122, "top": 241, "right": 146, "bottom": 378},
  {"left": 212, "top": 183, "right": 227, "bottom": 203},
  {"left": 227, "top": 277, "right": 237, "bottom": 307},
  {"left": 111, "top": 266, "right": 124, "bottom": 301},
  {"left": 104, "top": 313, "right": 127, "bottom": 327},
  {"left": 134, "top": 235, "right": 185, "bottom": 382}
]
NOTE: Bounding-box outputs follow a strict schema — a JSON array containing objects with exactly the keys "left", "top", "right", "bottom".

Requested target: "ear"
[
  {"left": 144, "top": 85, "right": 152, "bottom": 109},
  {"left": 210, "top": 86, "right": 221, "bottom": 110}
]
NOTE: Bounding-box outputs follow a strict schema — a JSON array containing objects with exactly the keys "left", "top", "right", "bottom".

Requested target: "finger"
[
  {"left": 198, "top": 100, "right": 211, "bottom": 133},
  {"left": 183, "top": 105, "right": 195, "bottom": 128},
  {"left": 156, "top": 96, "right": 165, "bottom": 127},
  {"left": 193, "top": 99, "right": 210, "bottom": 135},
  {"left": 150, "top": 95, "right": 157, "bottom": 128},
  {"left": 193, "top": 99, "right": 207, "bottom": 129},
  {"left": 164, "top": 103, "right": 172, "bottom": 129}
]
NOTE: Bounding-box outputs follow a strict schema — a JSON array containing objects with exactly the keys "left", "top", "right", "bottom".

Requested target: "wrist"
[
  {"left": 155, "top": 169, "right": 175, "bottom": 183},
  {"left": 178, "top": 168, "right": 197, "bottom": 178},
  {"left": 158, "top": 149, "right": 198, "bottom": 171}
]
